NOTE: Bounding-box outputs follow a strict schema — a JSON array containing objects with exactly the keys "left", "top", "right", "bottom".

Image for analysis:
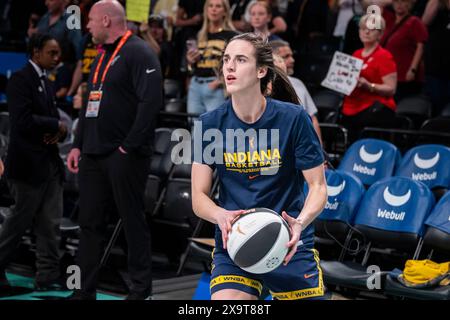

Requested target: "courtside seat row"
[
  {"left": 316, "top": 175, "right": 450, "bottom": 298},
  {"left": 338, "top": 139, "right": 450, "bottom": 196}
]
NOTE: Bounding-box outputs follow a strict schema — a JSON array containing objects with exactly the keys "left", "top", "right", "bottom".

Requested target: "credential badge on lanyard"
[{"left": 85, "top": 30, "right": 132, "bottom": 118}]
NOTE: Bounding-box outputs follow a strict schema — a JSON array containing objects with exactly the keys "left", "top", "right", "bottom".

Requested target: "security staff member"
[
  {"left": 66, "top": 0, "right": 162, "bottom": 300},
  {"left": 0, "top": 33, "right": 67, "bottom": 291}
]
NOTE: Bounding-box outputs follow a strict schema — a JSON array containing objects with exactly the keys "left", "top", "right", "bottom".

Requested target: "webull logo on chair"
[
  {"left": 354, "top": 177, "right": 435, "bottom": 235},
  {"left": 352, "top": 146, "right": 383, "bottom": 176},
  {"left": 339, "top": 139, "right": 401, "bottom": 187},
  {"left": 376, "top": 187, "right": 411, "bottom": 221},
  {"left": 396, "top": 145, "right": 450, "bottom": 189},
  {"left": 309, "top": 170, "right": 365, "bottom": 224}
]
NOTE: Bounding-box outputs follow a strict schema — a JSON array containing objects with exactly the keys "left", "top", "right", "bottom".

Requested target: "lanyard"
[{"left": 92, "top": 30, "right": 132, "bottom": 90}]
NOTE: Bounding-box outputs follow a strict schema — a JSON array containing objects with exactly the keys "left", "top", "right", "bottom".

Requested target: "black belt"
[{"left": 194, "top": 77, "right": 215, "bottom": 84}]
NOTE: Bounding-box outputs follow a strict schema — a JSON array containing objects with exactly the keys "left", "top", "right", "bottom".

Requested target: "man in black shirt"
[{"left": 66, "top": 0, "right": 162, "bottom": 300}]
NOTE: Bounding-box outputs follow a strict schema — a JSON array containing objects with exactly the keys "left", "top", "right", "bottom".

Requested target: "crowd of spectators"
[{"left": 0, "top": 0, "right": 449, "bottom": 123}]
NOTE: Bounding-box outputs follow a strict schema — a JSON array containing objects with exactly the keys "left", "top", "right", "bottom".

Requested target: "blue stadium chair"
[
  {"left": 320, "top": 177, "right": 435, "bottom": 294},
  {"left": 309, "top": 170, "right": 365, "bottom": 261},
  {"left": 338, "top": 139, "right": 401, "bottom": 187},
  {"left": 395, "top": 144, "right": 450, "bottom": 200},
  {"left": 307, "top": 170, "right": 364, "bottom": 255},
  {"left": 385, "top": 191, "right": 450, "bottom": 300}
]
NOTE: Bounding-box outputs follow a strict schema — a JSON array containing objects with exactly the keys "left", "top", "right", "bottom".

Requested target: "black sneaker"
[
  {"left": 125, "top": 292, "right": 153, "bottom": 300},
  {"left": 66, "top": 290, "right": 96, "bottom": 300}
]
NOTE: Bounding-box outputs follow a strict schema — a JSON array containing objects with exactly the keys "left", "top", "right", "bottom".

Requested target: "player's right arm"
[{"left": 191, "top": 162, "right": 244, "bottom": 249}]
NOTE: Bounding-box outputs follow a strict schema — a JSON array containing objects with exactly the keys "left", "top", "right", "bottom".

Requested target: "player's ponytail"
[{"left": 270, "top": 66, "right": 301, "bottom": 105}]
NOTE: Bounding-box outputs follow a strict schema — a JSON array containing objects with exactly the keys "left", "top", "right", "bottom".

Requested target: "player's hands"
[
  {"left": 216, "top": 208, "right": 246, "bottom": 250},
  {"left": 282, "top": 211, "right": 303, "bottom": 266}
]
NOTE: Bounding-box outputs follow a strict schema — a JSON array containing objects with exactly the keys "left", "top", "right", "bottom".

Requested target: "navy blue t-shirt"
[{"left": 193, "top": 98, "right": 324, "bottom": 244}]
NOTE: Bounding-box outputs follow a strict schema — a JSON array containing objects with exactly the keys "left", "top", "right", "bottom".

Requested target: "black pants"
[
  {"left": 76, "top": 150, "right": 152, "bottom": 295},
  {"left": 340, "top": 102, "right": 398, "bottom": 143},
  {"left": 0, "top": 162, "right": 62, "bottom": 283}
]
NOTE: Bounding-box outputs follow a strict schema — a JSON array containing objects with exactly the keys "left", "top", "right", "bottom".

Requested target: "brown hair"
[{"left": 219, "top": 33, "right": 299, "bottom": 104}]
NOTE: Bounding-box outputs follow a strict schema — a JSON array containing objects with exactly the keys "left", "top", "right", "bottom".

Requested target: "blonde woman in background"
[{"left": 186, "top": 0, "right": 238, "bottom": 115}]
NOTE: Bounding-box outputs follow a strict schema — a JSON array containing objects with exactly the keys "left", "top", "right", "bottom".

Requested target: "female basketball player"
[{"left": 191, "top": 33, "right": 327, "bottom": 300}]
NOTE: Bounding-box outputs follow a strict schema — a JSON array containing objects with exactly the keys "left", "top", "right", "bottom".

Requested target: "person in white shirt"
[{"left": 271, "top": 40, "right": 322, "bottom": 142}]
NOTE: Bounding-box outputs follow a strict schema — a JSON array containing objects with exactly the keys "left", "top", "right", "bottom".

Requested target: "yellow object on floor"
[{"left": 398, "top": 260, "right": 450, "bottom": 288}]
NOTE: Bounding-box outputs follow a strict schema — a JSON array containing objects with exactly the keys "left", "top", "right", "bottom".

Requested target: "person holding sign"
[
  {"left": 340, "top": 14, "right": 398, "bottom": 142},
  {"left": 66, "top": 0, "right": 162, "bottom": 300}
]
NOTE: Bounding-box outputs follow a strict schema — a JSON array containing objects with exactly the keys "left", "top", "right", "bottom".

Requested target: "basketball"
[{"left": 227, "top": 208, "right": 291, "bottom": 274}]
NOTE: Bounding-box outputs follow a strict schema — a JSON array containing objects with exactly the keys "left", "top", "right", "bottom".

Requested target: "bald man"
[{"left": 67, "top": 0, "right": 162, "bottom": 300}]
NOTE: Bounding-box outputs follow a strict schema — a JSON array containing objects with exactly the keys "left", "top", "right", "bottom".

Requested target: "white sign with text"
[{"left": 321, "top": 51, "right": 363, "bottom": 96}]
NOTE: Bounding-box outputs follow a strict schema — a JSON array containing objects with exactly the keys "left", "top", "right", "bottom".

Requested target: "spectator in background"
[
  {"left": 230, "top": 0, "right": 252, "bottom": 31},
  {"left": 247, "top": 0, "right": 283, "bottom": 41},
  {"left": 152, "top": 0, "right": 178, "bottom": 41},
  {"left": 47, "top": 52, "right": 74, "bottom": 115},
  {"left": 173, "top": 0, "right": 205, "bottom": 74},
  {"left": 247, "top": 1, "right": 287, "bottom": 37},
  {"left": 175, "top": 0, "right": 205, "bottom": 38},
  {"left": 270, "top": 40, "right": 322, "bottom": 142},
  {"left": 343, "top": 1, "right": 392, "bottom": 55},
  {"left": 67, "top": 34, "right": 99, "bottom": 98},
  {"left": 333, "top": 0, "right": 364, "bottom": 40},
  {"left": 381, "top": 0, "right": 428, "bottom": 102},
  {"left": 340, "top": 14, "right": 398, "bottom": 142},
  {"left": 28, "top": 0, "right": 82, "bottom": 64},
  {"left": 422, "top": 0, "right": 450, "bottom": 115},
  {"left": 186, "top": 0, "right": 237, "bottom": 115},
  {"left": 140, "top": 15, "right": 176, "bottom": 79}
]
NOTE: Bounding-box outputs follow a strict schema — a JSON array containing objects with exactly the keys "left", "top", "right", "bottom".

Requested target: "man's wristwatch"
[{"left": 370, "top": 83, "right": 376, "bottom": 93}]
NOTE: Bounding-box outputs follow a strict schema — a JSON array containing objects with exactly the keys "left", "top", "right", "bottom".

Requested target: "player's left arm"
[
  {"left": 282, "top": 164, "right": 327, "bottom": 264},
  {"left": 297, "top": 164, "right": 327, "bottom": 230}
]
